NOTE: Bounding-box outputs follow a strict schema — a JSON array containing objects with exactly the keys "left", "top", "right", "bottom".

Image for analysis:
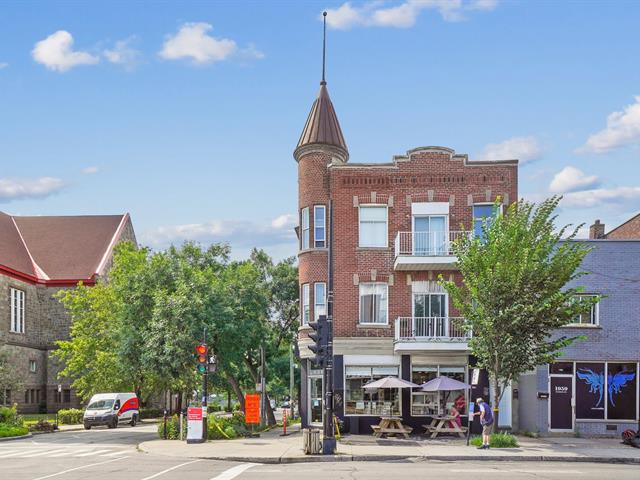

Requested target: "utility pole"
[
  {"left": 202, "top": 327, "right": 208, "bottom": 436},
  {"left": 323, "top": 199, "right": 336, "bottom": 454},
  {"left": 260, "top": 344, "right": 266, "bottom": 426},
  {"left": 289, "top": 344, "right": 295, "bottom": 418}
]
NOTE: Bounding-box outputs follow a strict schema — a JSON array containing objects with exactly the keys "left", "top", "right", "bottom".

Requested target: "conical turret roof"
[{"left": 295, "top": 81, "right": 348, "bottom": 161}]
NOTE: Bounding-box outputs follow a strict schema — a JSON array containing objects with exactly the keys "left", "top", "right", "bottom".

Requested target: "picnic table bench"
[
  {"left": 423, "top": 415, "right": 467, "bottom": 438},
  {"left": 372, "top": 416, "right": 413, "bottom": 439}
]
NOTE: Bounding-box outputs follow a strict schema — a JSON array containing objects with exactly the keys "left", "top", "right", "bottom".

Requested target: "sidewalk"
[{"left": 138, "top": 424, "right": 640, "bottom": 465}]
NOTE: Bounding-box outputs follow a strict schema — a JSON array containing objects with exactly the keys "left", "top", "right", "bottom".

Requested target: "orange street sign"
[{"left": 245, "top": 393, "right": 261, "bottom": 424}]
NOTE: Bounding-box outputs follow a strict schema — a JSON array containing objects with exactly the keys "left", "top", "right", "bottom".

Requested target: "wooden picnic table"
[
  {"left": 371, "top": 416, "right": 413, "bottom": 439},
  {"left": 423, "top": 415, "right": 467, "bottom": 439}
]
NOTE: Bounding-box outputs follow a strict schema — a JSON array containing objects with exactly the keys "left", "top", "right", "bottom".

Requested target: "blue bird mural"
[
  {"left": 607, "top": 371, "right": 636, "bottom": 407},
  {"left": 576, "top": 368, "right": 604, "bottom": 407}
]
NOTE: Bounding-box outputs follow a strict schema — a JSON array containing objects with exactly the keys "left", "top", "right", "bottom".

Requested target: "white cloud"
[
  {"left": 479, "top": 136, "right": 542, "bottom": 164},
  {"left": 32, "top": 30, "right": 99, "bottom": 72},
  {"left": 141, "top": 214, "right": 297, "bottom": 251},
  {"left": 238, "top": 43, "right": 265, "bottom": 61},
  {"left": 159, "top": 22, "right": 238, "bottom": 64},
  {"left": 81, "top": 166, "right": 99, "bottom": 175},
  {"left": 104, "top": 37, "right": 140, "bottom": 70},
  {"left": 579, "top": 96, "right": 640, "bottom": 153},
  {"left": 0, "top": 177, "right": 66, "bottom": 201},
  {"left": 323, "top": 0, "right": 498, "bottom": 30},
  {"left": 0, "top": 62, "right": 8, "bottom": 69},
  {"left": 561, "top": 186, "right": 640, "bottom": 208},
  {"left": 549, "top": 166, "right": 600, "bottom": 194}
]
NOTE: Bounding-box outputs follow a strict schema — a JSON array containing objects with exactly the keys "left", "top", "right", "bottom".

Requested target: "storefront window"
[
  {"left": 344, "top": 366, "right": 400, "bottom": 416},
  {"left": 411, "top": 365, "right": 467, "bottom": 416},
  {"left": 607, "top": 363, "right": 637, "bottom": 421},
  {"left": 309, "top": 376, "right": 323, "bottom": 424},
  {"left": 575, "top": 362, "right": 605, "bottom": 420}
]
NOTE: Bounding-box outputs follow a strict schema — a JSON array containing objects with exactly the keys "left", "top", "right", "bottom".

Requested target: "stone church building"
[{"left": 0, "top": 211, "right": 136, "bottom": 413}]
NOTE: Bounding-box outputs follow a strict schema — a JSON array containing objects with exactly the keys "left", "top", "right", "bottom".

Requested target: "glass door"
[
  {"left": 413, "top": 216, "right": 446, "bottom": 255},
  {"left": 413, "top": 293, "right": 447, "bottom": 336},
  {"left": 309, "top": 376, "right": 323, "bottom": 425}
]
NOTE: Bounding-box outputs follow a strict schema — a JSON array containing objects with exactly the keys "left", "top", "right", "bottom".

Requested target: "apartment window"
[
  {"left": 359, "top": 206, "right": 387, "bottom": 247},
  {"left": 344, "top": 366, "right": 400, "bottom": 416},
  {"left": 473, "top": 204, "right": 499, "bottom": 242},
  {"left": 571, "top": 295, "right": 599, "bottom": 325},
  {"left": 314, "top": 206, "right": 326, "bottom": 248},
  {"left": 314, "top": 283, "right": 326, "bottom": 321},
  {"left": 29, "top": 360, "right": 37, "bottom": 373},
  {"left": 0, "top": 389, "right": 10, "bottom": 406},
  {"left": 301, "top": 207, "right": 310, "bottom": 250},
  {"left": 10, "top": 288, "right": 25, "bottom": 333},
  {"left": 302, "top": 284, "right": 310, "bottom": 325},
  {"left": 359, "top": 283, "right": 388, "bottom": 324},
  {"left": 63, "top": 389, "right": 71, "bottom": 403}
]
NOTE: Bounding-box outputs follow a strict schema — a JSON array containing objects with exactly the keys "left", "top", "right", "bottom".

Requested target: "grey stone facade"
[
  {"left": 0, "top": 217, "right": 136, "bottom": 413},
  {"left": 518, "top": 240, "right": 640, "bottom": 436}
]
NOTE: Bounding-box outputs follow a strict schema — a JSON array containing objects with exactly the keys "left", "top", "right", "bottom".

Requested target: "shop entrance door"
[
  {"left": 308, "top": 375, "right": 323, "bottom": 426},
  {"left": 549, "top": 375, "right": 574, "bottom": 431}
]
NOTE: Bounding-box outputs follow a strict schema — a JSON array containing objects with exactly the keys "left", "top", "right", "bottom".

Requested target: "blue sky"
[{"left": 1, "top": 1, "right": 639, "bottom": 259}]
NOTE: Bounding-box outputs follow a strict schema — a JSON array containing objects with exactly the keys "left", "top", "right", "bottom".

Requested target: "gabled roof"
[
  {"left": 0, "top": 212, "right": 131, "bottom": 285},
  {"left": 295, "top": 82, "right": 348, "bottom": 160}
]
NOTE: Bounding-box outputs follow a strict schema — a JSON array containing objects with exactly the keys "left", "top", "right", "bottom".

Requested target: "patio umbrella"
[
  {"left": 420, "top": 376, "right": 471, "bottom": 392},
  {"left": 363, "top": 376, "right": 420, "bottom": 390}
]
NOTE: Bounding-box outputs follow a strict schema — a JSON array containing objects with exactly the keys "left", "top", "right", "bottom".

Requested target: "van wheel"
[
  {"left": 84, "top": 424, "right": 91, "bottom": 430},
  {"left": 130, "top": 415, "right": 137, "bottom": 427},
  {"left": 108, "top": 418, "right": 117, "bottom": 429}
]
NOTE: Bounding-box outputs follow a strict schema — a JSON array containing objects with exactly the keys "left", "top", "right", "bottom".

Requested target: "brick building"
[
  {"left": 589, "top": 214, "right": 640, "bottom": 240},
  {"left": 518, "top": 239, "right": 640, "bottom": 436},
  {"left": 294, "top": 78, "right": 519, "bottom": 433},
  {"left": 0, "top": 212, "right": 136, "bottom": 413}
]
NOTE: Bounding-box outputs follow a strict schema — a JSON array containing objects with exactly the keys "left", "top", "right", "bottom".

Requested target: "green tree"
[
  {"left": 441, "top": 197, "right": 598, "bottom": 430},
  {"left": 0, "top": 347, "right": 23, "bottom": 404}
]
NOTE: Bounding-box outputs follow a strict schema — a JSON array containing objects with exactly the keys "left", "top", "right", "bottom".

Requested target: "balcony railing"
[
  {"left": 394, "top": 317, "right": 470, "bottom": 342},
  {"left": 394, "top": 231, "right": 470, "bottom": 258}
]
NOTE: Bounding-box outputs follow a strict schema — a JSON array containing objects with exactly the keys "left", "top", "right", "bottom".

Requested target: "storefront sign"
[{"left": 245, "top": 393, "right": 261, "bottom": 424}]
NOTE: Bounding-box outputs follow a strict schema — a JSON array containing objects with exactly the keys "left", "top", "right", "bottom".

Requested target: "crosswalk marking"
[
  {"left": 75, "top": 449, "right": 112, "bottom": 457},
  {"left": 0, "top": 446, "right": 129, "bottom": 459}
]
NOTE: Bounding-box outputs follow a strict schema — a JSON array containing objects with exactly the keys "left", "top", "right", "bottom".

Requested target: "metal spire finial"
[{"left": 322, "top": 11, "right": 327, "bottom": 85}]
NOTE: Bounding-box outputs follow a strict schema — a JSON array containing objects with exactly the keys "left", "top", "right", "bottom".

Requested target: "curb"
[
  {"left": 137, "top": 443, "right": 640, "bottom": 466},
  {"left": 0, "top": 433, "right": 32, "bottom": 442}
]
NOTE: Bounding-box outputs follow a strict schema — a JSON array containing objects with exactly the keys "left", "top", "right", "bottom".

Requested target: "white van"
[{"left": 83, "top": 393, "right": 139, "bottom": 430}]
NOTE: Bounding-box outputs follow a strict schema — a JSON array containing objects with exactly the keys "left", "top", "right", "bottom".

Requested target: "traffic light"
[
  {"left": 195, "top": 344, "right": 208, "bottom": 374},
  {"left": 307, "top": 315, "right": 329, "bottom": 367}
]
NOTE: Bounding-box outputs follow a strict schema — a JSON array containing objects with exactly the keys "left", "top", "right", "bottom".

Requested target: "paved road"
[{"left": 1, "top": 425, "right": 638, "bottom": 480}]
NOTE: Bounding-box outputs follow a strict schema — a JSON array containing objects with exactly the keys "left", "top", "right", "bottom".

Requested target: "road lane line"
[
  {"left": 30, "top": 455, "right": 129, "bottom": 480},
  {"left": 74, "top": 449, "right": 112, "bottom": 457},
  {"left": 49, "top": 449, "right": 91, "bottom": 457},
  {"left": 139, "top": 460, "right": 202, "bottom": 480},
  {"left": 1, "top": 449, "right": 41, "bottom": 457},
  {"left": 0, "top": 449, "right": 19, "bottom": 456},
  {"left": 210, "top": 463, "right": 258, "bottom": 480}
]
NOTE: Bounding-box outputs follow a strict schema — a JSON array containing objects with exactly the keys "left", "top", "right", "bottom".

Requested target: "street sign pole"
[
  {"left": 202, "top": 328, "right": 208, "bottom": 442},
  {"left": 323, "top": 199, "right": 336, "bottom": 455}
]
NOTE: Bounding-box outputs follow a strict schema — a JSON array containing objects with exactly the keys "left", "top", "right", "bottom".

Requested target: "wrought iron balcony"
[{"left": 394, "top": 317, "right": 470, "bottom": 352}]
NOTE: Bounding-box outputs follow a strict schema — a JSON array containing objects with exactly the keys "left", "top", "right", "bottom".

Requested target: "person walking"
[{"left": 472, "top": 397, "right": 493, "bottom": 449}]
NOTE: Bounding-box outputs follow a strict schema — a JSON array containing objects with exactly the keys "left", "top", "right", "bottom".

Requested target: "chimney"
[{"left": 589, "top": 219, "right": 605, "bottom": 239}]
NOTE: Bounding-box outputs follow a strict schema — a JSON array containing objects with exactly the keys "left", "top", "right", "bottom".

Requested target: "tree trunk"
[
  {"left": 225, "top": 373, "right": 245, "bottom": 411},
  {"left": 491, "top": 373, "right": 501, "bottom": 434}
]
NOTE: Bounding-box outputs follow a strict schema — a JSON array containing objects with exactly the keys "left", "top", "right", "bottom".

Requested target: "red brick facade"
[
  {"left": 604, "top": 213, "right": 640, "bottom": 239},
  {"left": 297, "top": 146, "right": 518, "bottom": 341}
]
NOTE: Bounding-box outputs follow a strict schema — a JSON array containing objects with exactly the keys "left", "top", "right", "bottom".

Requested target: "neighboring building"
[
  {"left": 519, "top": 239, "right": 640, "bottom": 436},
  {"left": 589, "top": 214, "right": 640, "bottom": 240},
  {"left": 0, "top": 212, "right": 136, "bottom": 413},
  {"left": 294, "top": 78, "right": 519, "bottom": 433}
]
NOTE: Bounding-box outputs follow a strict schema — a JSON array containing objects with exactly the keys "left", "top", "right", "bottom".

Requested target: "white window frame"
[
  {"left": 313, "top": 205, "right": 326, "bottom": 248},
  {"left": 10, "top": 288, "right": 25, "bottom": 334},
  {"left": 301, "top": 207, "right": 310, "bottom": 250},
  {"left": 29, "top": 360, "right": 37, "bottom": 373},
  {"left": 358, "top": 205, "right": 388, "bottom": 248},
  {"left": 359, "top": 282, "right": 389, "bottom": 325},
  {"left": 472, "top": 203, "right": 501, "bottom": 241},
  {"left": 314, "top": 282, "right": 326, "bottom": 321},
  {"left": 301, "top": 284, "right": 310, "bottom": 325},
  {"left": 567, "top": 294, "right": 599, "bottom": 326},
  {"left": 410, "top": 362, "right": 468, "bottom": 417},
  {"left": 343, "top": 365, "right": 401, "bottom": 416}
]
